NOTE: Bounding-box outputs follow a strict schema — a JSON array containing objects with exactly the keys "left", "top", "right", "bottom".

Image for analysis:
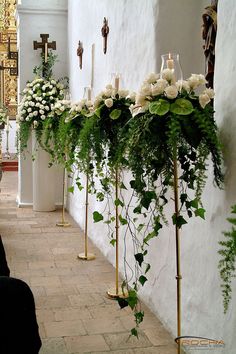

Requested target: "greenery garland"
[{"left": 218, "top": 205, "right": 236, "bottom": 313}]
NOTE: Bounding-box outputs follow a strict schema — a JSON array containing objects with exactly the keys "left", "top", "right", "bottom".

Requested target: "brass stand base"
[
  {"left": 56, "top": 221, "right": 71, "bottom": 227},
  {"left": 106, "top": 287, "right": 129, "bottom": 299},
  {"left": 77, "top": 252, "right": 96, "bottom": 261}
]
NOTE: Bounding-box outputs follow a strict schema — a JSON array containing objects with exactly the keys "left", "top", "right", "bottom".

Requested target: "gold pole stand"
[
  {"left": 56, "top": 168, "right": 71, "bottom": 227},
  {"left": 173, "top": 158, "right": 182, "bottom": 354},
  {"left": 78, "top": 172, "right": 95, "bottom": 261},
  {"left": 107, "top": 167, "right": 128, "bottom": 299}
]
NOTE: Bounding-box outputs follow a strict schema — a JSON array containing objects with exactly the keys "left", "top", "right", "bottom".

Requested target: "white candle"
[
  {"left": 87, "top": 88, "right": 91, "bottom": 101},
  {"left": 6, "top": 116, "right": 9, "bottom": 131},
  {"left": 45, "top": 43, "right": 48, "bottom": 63},
  {"left": 167, "top": 53, "right": 174, "bottom": 69},
  {"left": 115, "top": 76, "right": 120, "bottom": 92}
]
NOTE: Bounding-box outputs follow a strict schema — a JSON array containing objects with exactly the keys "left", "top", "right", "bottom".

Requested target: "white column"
[{"left": 32, "top": 131, "right": 56, "bottom": 212}]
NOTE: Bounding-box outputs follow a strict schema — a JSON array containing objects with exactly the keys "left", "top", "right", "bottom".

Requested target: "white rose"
[
  {"left": 29, "top": 90, "right": 33, "bottom": 95},
  {"left": 20, "top": 116, "right": 24, "bottom": 121},
  {"left": 27, "top": 108, "right": 32, "bottom": 112},
  {"left": 188, "top": 74, "right": 207, "bottom": 90},
  {"left": 164, "top": 85, "right": 178, "bottom": 99},
  {"left": 39, "top": 110, "right": 44, "bottom": 114},
  {"left": 49, "top": 85, "right": 53, "bottom": 89},
  {"left": 118, "top": 89, "right": 129, "bottom": 98},
  {"left": 86, "top": 100, "right": 93, "bottom": 107},
  {"left": 45, "top": 106, "right": 50, "bottom": 111},
  {"left": 30, "top": 102, "right": 35, "bottom": 107},
  {"left": 94, "top": 97, "right": 102, "bottom": 109},
  {"left": 135, "top": 94, "right": 147, "bottom": 106},
  {"left": 23, "top": 88, "right": 28, "bottom": 93},
  {"left": 51, "top": 80, "right": 56, "bottom": 84},
  {"left": 60, "top": 90, "right": 64, "bottom": 95},
  {"left": 25, "top": 117, "right": 30, "bottom": 121},
  {"left": 60, "top": 106, "right": 65, "bottom": 112},
  {"left": 36, "top": 103, "right": 40, "bottom": 107},
  {"left": 204, "top": 88, "right": 215, "bottom": 99},
  {"left": 145, "top": 72, "right": 159, "bottom": 84},
  {"left": 75, "top": 105, "right": 82, "bottom": 112},
  {"left": 33, "top": 111, "right": 38, "bottom": 116},
  {"left": 41, "top": 115, "right": 46, "bottom": 120},
  {"left": 50, "top": 96, "right": 54, "bottom": 100},
  {"left": 22, "top": 109, "right": 26, "bottom": 114},
  {"left": 24, "top": 102, "right": 29, "bottom": 107},
  {"left": 42, "top": 100, "right": 46, "bottom": 104},
  {"left": 42, "top": 86, "right": 46, "bottom": 91},
  {"left": 104, "top": 98, "right": 113, "bottom": 108},
  {"left": 38, "top": 97, "right": 43, "bottom": 101},
  {"left": 42, "top": 93, "right": 46, "bottom": 97},
  {"left": 152, "top": 79, "right": 168, "bottom": 96},
  {"left": 29, "top": 113, "right": 33, "bottom": 117},
  {"left": 199, "top": 93, "right": 211, "bottom": 108},
  {"left": 140, "top": 84, "right": 152, "bottom": 96},
  {"left": 128, "top": 92, "right": 136, "bottom": 102},
  {"left": 104, "top": 89, "right": 113, "bottom": 97},
  {"left": 176, "top": 80, "right": 190, "bottom": 93},
  {"left": 161, "top": 68, "right": 175, "bottom": 82}
]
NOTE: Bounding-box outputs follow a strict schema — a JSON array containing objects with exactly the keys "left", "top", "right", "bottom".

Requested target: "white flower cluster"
[
  {"left": 18, "top": 78, "right": 64, "bottom": 127},
  {"left": 65, "top": 99, "right": 93, "bottom": 123},
  {"left": 134, "top": 72, "right": 213, "bottom": 112},
  {"left": 93, "top": 84, "right": 136, "bottom": 110}
]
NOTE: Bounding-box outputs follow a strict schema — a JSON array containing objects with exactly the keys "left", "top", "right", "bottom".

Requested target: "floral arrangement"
[
  {"left": 0, "top": 104, "right": 7, "bottom": 126},
  {"left": 18, "top": 77, "right": 65, "bottom": 152},
  {"left": 109, "top": 71, "right": 223, "bottom": 334},
  {"left": 78, "top": 84, "right": 135, "bottom": 171},
  {"left": 45, "top": 99, "right": 93, "bottom": 169}
]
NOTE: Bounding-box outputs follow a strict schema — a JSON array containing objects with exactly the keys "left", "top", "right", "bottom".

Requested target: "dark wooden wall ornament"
[
  {"left": 33, "top": 34, "right": 56, "bottom": 64},
  {"left": 77, "top": 41, "right": 84, "bottom": 69},
  {"left": 202, "top": 0, "right": 218, "bottom": 89},
  {"left": 101, "top": 17, "right": 109, "bottom": 54}
]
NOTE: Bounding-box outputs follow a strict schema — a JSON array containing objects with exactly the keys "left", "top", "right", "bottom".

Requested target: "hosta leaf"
[
  {"left": 110, "top": 109, "right": 121, "bottom": 120},
  {"left": 170, "top": 98, "right": 194, "bottom": 115},
  {"left": 149, "top": 99, "right": 170, "bottom": 116}
]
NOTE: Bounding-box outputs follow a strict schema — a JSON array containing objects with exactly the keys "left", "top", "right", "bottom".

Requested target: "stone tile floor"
[{"left": 0, "top": 172, "right": 177, "bottom": 354}]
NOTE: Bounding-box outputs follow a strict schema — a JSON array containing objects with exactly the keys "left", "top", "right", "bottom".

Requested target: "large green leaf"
[
  {"left": 110, "top": 109, "right": 121, "bottom": 120},
  {"left": 93, "top": 211, "right": 104, "bottom": 223},
  {"left": 149, "top": 99, "right": 170, "bottom": 116},
  {"left": 170, "top": 98, "right": 194, "bottom": 115}
]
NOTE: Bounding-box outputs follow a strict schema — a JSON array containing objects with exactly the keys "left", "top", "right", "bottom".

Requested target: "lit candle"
[
  {"left": 87, "top": 88, "right": 91, "bottom": 101},
  {"left": 45, "top": 43, "right": 48, "bottom": 63},
  {"left": 167, "top": 53, "right": 174, "bottom": 70},
  {"left": 114, "top": 75, "right": 120, "bottom": 92}
]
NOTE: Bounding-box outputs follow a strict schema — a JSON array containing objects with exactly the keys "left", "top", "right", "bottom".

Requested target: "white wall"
[
  {"left": 17, "top": 0, "right": 68, "bottom": 205},
  {"left": 68, "top": 0, "right": 236, "bottom": 353}
]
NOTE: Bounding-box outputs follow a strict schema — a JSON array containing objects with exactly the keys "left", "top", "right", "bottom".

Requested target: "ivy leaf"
[
  {"left": 131, "top": 328, "right": 138, "bottom": 337},
  {"left": 180, "top": 193, "right": 188, "bottom": 204},
  {"left": 137, "top": 223, "right": 145, "bottom": 232},
  {"left": 135, "top": 253, "right": 144, "bottom": 267},
  {"left": 95, "top": 104, "right": 104, "bottom": 118},
  {"left": 119, "top": 215, "right": 128, "bottom": 225},
  {"left": 140, "top": 191, "right": 156, "bottom": 210},
  {"left": 172, "top": 213, "right": 187, "bottom": 228},
  {"left": 93, "top": 211, "right": 104, "bottom": 223},
  {"left": 139, "top": 275, "right": 148, "bottom": 286},
  {"left": 110, "top": 109, "right": 122, "bottom": 120},
  {"left": 135, "top": 311, "right": 144, "bottom": 325},
  {"left": 115, "top": 198, "right": 124, "bottom": 207},
  {"left": 133, "top": 205, "right": 142, "bottom": 214},
  {"left": 117, "top": 297, "right": 128, "bottom": 309},
  {"left": 68, "top": 186, "right": 74, "bottom": 193},
  {"left": 195, "top": 208, "right": 205, "bottom": 219},
  {"left": 127, "top": 290, "right": 138, "bottom": 310},
  {"left": 170, "top": 98, "right": 194, "bottom": 115},
  {"left": 110, "top": 239, "right": 116, "bottom": 246},
  {"left": 143, "top": 231, "right": 156, "bottom": 245},
  {"left": 149, "top": 99, "right": 170, "bottom": 116},
  {"left": 120, "top": 182, "right": 127, "bottom": 190},
  {"left": 190, "top": 198, "right": 199, "bottom": 209},
  {"left": 145, "top": 263, "right": 151, "bottom": 274}
]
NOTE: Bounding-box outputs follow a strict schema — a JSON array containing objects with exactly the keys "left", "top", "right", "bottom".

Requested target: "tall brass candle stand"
[
  {"left": 5, "top": 126, "right": 11, "bottom": 159},
  {"left": 78, "top": 172, "right": 95, "bottom": 260},
  {"left": 173, "top": 157, "right": 182, "bottom": 354},
  {"left": 56, "top": 167, "right": 71, "bottom": 227},
  {"left": 107, "top": 167, "right": 128, "bottom": 299}
]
